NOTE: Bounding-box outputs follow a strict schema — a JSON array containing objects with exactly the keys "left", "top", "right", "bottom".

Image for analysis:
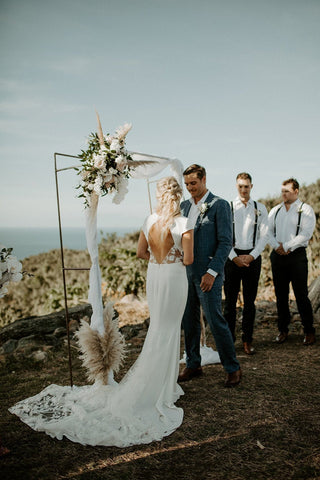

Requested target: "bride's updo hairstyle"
[{"left": 155, "top": 176, "right": 182, "bottom": 233}]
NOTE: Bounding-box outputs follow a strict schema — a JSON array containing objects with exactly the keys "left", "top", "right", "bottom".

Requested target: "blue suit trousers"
[{"left": 182, "top": 271, "right": 240, "bottom": 374}]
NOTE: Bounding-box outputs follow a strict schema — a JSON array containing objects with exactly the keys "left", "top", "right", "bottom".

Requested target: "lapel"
[
  {"left": 182, "top": 200, "right": 192, "bottom": 218},
  {"left": 195, "top": 191, "right": 215, "bottom": 231}
]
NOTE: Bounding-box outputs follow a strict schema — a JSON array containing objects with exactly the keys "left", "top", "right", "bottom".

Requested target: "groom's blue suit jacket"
[{"left": 181, "top": 192, "right": 233, "bottom": 278}]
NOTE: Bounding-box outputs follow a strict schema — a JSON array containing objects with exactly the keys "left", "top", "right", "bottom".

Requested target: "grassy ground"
[{"left": 1, "top": 313, "right": 320, "bottom": 480}]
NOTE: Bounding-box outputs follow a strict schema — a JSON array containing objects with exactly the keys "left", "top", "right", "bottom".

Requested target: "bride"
[{"left": 9, "top": 176, "right": 194, "bottom": 447}]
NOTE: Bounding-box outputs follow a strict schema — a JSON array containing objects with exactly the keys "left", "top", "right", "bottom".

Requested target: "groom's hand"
[{"left": 200, "top": 273, "right": 215, "bottom": 292}]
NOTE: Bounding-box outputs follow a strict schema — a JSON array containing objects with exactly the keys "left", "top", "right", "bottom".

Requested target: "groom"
[{"left": 179, "top": 164, "right": 242, "bottom": 387}]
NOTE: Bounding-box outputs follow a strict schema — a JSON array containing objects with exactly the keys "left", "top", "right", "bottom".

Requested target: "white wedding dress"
[{"left": 9, "top": 214, "right": 190, "bottom": 447}]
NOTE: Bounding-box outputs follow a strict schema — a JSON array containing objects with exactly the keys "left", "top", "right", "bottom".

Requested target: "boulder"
[{"left": 0, "top": 304, "right": 92, "bottom": 344}]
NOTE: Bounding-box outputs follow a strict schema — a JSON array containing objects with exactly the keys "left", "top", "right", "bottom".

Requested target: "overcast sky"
[{"left": 1, "top": 0, "right": 319, "bottom": 229}]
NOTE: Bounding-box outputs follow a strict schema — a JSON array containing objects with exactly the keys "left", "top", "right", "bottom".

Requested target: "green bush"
[{"left": 1, "top": 179, "right": 319, "bottom": 328}]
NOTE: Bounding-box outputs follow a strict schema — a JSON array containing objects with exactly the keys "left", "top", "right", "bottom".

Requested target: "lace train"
[{"left": 10, "top": 262, "right": 188, "bottom": 447}]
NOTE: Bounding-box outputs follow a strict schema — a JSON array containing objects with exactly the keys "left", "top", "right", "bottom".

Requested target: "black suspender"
[
  {"left": 253, "top": 201, "right": 258, "bottom": 248},
  {"left": 230, "top": 200, "right": 258, "bottom": 248},
  {"left": 273, "top": 205, "right": 282, "bottom": 236},
  {"left": 296, "top": 202, "right": 304, "bottom": 235},
  {"left": 230, "top": 201, "right": 235, "bottom": 247},
  {"left": 273, "top": 202, "right": 304, "bottom": 237}
]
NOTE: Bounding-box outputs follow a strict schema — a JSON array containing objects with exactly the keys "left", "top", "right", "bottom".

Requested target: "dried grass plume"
[{"left": 75, "top": 302, "right": 126, "bottom": 384}]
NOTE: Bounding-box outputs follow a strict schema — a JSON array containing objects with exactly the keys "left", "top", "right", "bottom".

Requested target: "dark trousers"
[
  {"left": 182, "top": 272, "right": 240, "bottom": 374},
  {"left": 270, "top": 248, "right": 314, "bottom": 334},
  {"left": 224, "top": 251, "right": 261, "bottom": 343}
]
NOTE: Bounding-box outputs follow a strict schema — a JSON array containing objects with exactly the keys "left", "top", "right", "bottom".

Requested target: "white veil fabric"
[{"left": 85, "top": 155, "right": 184, "bottom": 336}]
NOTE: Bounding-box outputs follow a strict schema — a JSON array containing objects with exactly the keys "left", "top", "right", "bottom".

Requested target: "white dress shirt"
[
  {"left": 268, "top": 199, "right": 316, "bottom": 252},
  {"left": 186, "top": 191, "right": 218, "bottom": 277},
  {"left": 229, "top": 197, "right": 269, "bottom": 260},
  {"left": 187, "top": 190, "right": 210, "bottom": 228}
]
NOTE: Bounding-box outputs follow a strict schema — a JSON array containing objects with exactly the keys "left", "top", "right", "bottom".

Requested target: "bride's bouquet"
[
  {"left": 0, "top": 246, "right": 23, "bottom": 298},
  {"left": 77, "top": 123, "right": 133, "bottom": 207}
]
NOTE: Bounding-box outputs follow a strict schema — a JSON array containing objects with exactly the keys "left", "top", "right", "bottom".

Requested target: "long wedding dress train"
[{"left": 9, "top": 214, "right": 189, "bottom": 447}]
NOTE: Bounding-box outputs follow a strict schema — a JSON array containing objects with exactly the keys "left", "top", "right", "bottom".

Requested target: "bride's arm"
[
  {"left": 137, "top": 231, "right": 150, "bottom": 260},
  {"left": 182, "top": 229, "right": 194, "bottom": 265}
]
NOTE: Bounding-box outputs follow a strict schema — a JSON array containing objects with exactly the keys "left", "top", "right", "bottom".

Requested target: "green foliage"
[
  {"left": 0, "top": 179, "right": 319, "bottom": 328},
  {"left": 99, "top": 231, "right": 147, "bottom": 297}
]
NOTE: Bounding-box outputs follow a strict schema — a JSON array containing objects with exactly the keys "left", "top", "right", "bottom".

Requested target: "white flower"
[
  {"left": 6, "top": 255, "right": 22, "bottom": 274},
  {"left": 115, "top": 123, "right": 132, "bottom": 141},
  {"left": 104, "top": 134, "right": 113, "bottom": 144},
  {"left": 297, "top": 205, "right": 304, "bottom": 213},
  {"left": 0, "top": 248, "right": 24, "bottom": 296},
  {"left": 115, "top": 154, "right": 125, "bottom": 165},
  {"left": 198, "top": 203, "right": 209, "bottom": 215},
  {"left": 81, "top": 170, "right": 90, "bottom": 180},
  {"left": 93, "top": 154, "right": 106, "bottom": 170},
  {"left": 0, "top": 286, "right": 8, "bottom": 298},
  {"left": 254, "top": 208, "right": 262, "bottom": 217},
  {"left": 11, "top": 272, "right": 23, "bottom": 283},
  {"left": 103, "top": 172, "right": 114, "bottom": 184},
  {"left": 93, "top": 176, "right": 104, "bottom": 195},
  {"left": 0, "top": 262, "right": 7, "bottom": 274},
  {"left": 110, "top": 139, "right": 121, "bottom": 153},
  {"left": 115, "top": 155, "right": 126, "bottom": 172}
]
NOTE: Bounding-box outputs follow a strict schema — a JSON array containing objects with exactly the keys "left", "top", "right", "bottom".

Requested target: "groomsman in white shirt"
[
  {"left": 224, "top": 172, "right": 268, "bottom": 355},
  {"left": 268, "top": 178, "right": 316, "bottom": 345}
]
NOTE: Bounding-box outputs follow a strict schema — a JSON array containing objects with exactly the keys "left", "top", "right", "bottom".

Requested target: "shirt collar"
[
  {"left": 234, "top": 196, "right": 255, "bottom": 207},
  {"left": 189, "top": 190, "right": 210, "bottom": 206},
  {"left": 281, "top": 198, "right": 301, "bottom": 210}
]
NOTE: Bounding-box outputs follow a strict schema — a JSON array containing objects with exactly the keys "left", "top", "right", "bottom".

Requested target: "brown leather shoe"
[
  {"left": 303, "top": 333, "right": 316, "bottom": 345},
  {"left": 275, "top": 332, "right": 288, "bottom": 344},
  {"left": 224, "top": 368, "right": 242, "bottom": 388},
  {"left": 178, "top": 367, "right": 203, "bottom": 382},
  {"left": 243, "top": 342, "right": 255, "bottom": 355}
]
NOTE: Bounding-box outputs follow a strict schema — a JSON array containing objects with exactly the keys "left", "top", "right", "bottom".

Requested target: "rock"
[
  {"left": 29, "top": 350, "right": 48, "bottom": 362},
  {"left": 68, "top": 319, "right": 79, "bottom": 334},
  {"left": 16, "top": 335, "right": 44, "bottom": 352},
  {"left": 120, "top": 324, "right": 143, "bottom": 340},
  {"left": 117, "top": 294, "right": 140, "bottom": 304},
  {"left": 0, "top": 304, "right": 92, "bottom": 344},
  {"left": 53, "top": 327, "right": 67, "bottom": 337},
  {"left": 44, "top": 334, "right": 60, "bottom": 346},
  {"left": 0, "top": 339, "right": 18, "bottom": 354}
]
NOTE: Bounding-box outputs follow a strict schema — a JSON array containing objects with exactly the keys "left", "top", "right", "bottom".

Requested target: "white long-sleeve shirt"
[
  {"left": 229, "top": 197, "right": 269, "bottom": 260},
  {"left": 268, "top": 199, "right": 316, "bottom": 252}
]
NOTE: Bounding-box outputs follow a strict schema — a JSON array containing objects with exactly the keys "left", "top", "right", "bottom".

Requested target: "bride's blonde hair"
[{"left": 155, "top": 176, "right": 182, "bottom": 233}]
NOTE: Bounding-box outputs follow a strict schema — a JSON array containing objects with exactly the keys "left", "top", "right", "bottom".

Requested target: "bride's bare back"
[{"left": 148, "top": 222, "right": 182, "bottom": 265}]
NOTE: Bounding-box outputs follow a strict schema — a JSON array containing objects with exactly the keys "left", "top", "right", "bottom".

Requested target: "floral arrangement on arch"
[
  {"left": 77, "top": 119, "right": 133, "bottom": 207},
  {"left": 0, "top": 246, "right": 23, "bottom": 298}
]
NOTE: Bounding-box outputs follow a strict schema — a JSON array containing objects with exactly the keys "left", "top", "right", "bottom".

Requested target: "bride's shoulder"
[
  {"left": 142, "top": 213, "right": 158, "bottom": 234},
  {"left": 172, "top": 215, "right": 192, "bottom": 233}
]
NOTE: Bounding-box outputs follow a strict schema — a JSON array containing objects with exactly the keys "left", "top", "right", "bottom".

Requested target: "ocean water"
[{"left": 0, "top": 227, "right": 138, "bottom": 260}]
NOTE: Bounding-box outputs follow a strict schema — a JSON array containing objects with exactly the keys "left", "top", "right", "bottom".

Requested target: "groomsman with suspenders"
[
  {"left": 268, "top": 178, "right": 316, "bottom": 345},
  {"left": 224, "top": 173, "right": 269, "bottom": 355}
]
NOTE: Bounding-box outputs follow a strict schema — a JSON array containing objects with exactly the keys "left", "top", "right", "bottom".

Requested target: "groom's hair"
[{"left": 183, "top": 164, "right": 206, "bottom": 179}]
